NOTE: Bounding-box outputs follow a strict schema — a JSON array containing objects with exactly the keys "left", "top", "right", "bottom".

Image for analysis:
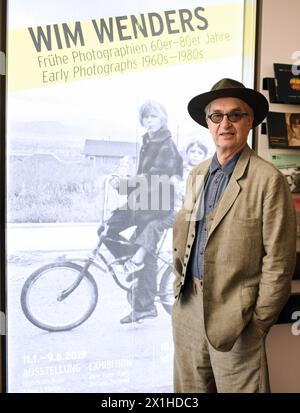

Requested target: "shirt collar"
[{"left": 210, "top": 150, "right": 242, "bottom": 176}]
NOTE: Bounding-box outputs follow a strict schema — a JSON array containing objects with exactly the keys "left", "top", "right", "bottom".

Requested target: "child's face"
[
  {"left": 292, "top": 119, "right": 300, "bottom": 138},
  {"left": 142, "top": 112, "right": 162, "bottom": 135},
  {"left": 188, "top": 144, "right": 205, "bottom": 166}
]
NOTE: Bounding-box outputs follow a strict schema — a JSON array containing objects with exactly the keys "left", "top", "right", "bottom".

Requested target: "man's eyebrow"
[{"left": 210, "top": 107, "right": 244, "bottom": 112}]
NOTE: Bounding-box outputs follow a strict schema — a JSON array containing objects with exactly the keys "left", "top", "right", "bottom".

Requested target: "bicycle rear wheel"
[
  {"left": 158, "top": 265, "right": 175, "bottom": 314},
  {"left": 21, "top": 262, "right": 98, "bottom": 332}
]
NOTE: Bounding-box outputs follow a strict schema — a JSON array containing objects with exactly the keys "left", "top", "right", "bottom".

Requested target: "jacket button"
[
  {"left": 174, "top": 248, "right": 177, "bottom": 251},
  {"left": 187, "top": 245, "right": 191, "bottom": 248},
  {"left": 185, "top": 254, "right": 188, "bottom": 258}
]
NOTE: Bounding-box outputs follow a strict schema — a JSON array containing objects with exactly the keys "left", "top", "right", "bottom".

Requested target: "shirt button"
[{"left": 200, "top": 251, "right": 204, "bottom": 255}]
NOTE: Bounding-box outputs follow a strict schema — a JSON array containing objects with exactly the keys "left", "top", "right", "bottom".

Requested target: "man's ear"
[{"left": 248, "top": 115, "right": 254, "bottom": 129}]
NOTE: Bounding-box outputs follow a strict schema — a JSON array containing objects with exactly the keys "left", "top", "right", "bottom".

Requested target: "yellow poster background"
[{"left": 8, "top": 3, "right": 244, "bottom": 91}]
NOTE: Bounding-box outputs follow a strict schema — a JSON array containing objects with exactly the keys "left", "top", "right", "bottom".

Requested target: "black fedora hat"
[{"left": 187, "top": 78, "right": 269, "bottom": 128}]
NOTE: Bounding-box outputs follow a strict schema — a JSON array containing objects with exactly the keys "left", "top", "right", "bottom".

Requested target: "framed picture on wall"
[
  {"left": 266, "top": 111, "right": 300, "bottom": 149},
  {"left": 274, "top": 63, "right": 300, "bottom": 104},
  {"left": 269, "top": 153, "right": 300, "bottom": 193}
]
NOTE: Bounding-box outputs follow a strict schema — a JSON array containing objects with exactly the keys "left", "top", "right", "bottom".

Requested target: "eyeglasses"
[{"left": 207, "top": 112, "right": 249, "bottom": 124}]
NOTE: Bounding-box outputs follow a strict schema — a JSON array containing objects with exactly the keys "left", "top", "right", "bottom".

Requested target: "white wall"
[{"left": 256, "top": 0, "right": 300, "bottom": 393}]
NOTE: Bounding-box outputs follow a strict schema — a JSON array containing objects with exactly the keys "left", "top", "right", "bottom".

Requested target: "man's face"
[{"left": 206, "top": 97, "right": 253, "bottom": 153}]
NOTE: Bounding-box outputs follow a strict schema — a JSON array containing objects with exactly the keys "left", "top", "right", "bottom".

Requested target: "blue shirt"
[{"left": 188, "top": 151, "right": 241, "bottom": 279}]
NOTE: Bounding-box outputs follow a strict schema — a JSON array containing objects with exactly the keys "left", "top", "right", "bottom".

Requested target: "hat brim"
[{"left": 187, "top": 87, "right": 269, "bottom": 128}]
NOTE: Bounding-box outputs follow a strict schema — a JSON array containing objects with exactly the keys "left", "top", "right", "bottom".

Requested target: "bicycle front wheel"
[{"left": 21, "top": 262, "right": 98, "bottom": 332}]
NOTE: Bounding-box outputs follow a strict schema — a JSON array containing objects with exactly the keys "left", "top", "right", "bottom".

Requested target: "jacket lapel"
[{"left": 207, "top": 179, "right": 240, "bottom": 238}]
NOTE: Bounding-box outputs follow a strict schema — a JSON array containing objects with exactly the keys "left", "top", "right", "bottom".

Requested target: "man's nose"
[{"left": 220, "top": 115, "right": 232, "bottom": 127}]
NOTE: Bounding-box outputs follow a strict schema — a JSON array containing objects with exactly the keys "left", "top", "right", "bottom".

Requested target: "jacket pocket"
[{"left": 229, "top": 218, "right": 260, "bottom": 238}]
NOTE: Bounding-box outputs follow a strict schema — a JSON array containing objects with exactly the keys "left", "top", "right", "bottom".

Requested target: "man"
[{"left": 172, "top": 78, "right": 296, "bottom": 393}]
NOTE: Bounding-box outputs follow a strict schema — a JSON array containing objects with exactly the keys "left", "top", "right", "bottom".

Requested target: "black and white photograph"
[
  {"left": 267, "top": 111, "right": 300, "bottom": 149},
  {"left": 287, "top": 113, "right": 300, "bottom": 146},
  {"left": 269, "top": 153, "right": 300, "bottom": 193},
  {"left": 277, "top": 167, "right": 300, "bottom": 193}
]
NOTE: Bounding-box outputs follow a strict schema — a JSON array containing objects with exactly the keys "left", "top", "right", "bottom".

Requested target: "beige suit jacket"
[{"left": 173, "top": 145, "right": 297, "bottom": 351}]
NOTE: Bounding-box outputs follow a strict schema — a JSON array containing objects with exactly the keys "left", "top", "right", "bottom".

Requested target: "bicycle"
[{"left": 20, "top": 175, "right": 175, "bottom": 332}]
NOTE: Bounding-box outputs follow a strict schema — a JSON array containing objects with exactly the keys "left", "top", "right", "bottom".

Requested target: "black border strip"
[{"left": 0, "top": 0, "right": 7, "bottom": 395}]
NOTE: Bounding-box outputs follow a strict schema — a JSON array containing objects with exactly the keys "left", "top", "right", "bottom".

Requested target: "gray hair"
[{"left": 204, "top": 103, "right": 211, "bottom": 116}]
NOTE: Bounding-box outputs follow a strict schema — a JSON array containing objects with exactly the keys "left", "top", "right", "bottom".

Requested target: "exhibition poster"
[{"left": 6, "top": 0, "right": 256, "bottom": 392}]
